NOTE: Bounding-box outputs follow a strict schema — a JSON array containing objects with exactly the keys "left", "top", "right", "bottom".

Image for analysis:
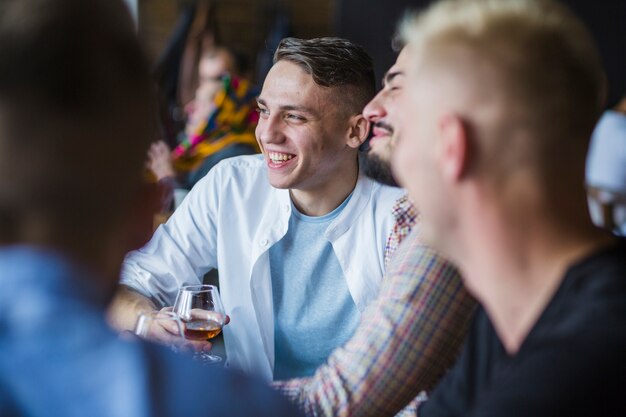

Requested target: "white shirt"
[{"left": 120, "top": 155, "right": 403, "bottom": 380}]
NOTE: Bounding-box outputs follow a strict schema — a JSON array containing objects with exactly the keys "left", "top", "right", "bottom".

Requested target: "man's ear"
[
  {"left": 438, "top": 114, "right": 470, "bottom": 182},
  {"left": 346, "top": 114, "right": 370, "bottom": 149}
]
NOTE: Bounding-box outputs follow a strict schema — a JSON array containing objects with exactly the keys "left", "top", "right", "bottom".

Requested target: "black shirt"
[{"left": 421, "top": 239, "right": 626, "bottom": 416}]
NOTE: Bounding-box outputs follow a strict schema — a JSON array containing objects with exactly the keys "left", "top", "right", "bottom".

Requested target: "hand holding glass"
[
  {"left": 133, "top": 310, "right": 185, "bottom": 351},
  {"left": 173, "top": 284, "right": 226, "bottom": 363}
]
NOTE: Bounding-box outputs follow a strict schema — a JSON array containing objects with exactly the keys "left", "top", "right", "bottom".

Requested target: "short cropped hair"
[
  {"left": 400, "top": 0, "right": 605, "bottom": 165},
  {"left": 0, "top": 0, "right": 153, "bottom": 240},
  {"left": 274, "top": 37, "right": 376, "bottom": 115}
]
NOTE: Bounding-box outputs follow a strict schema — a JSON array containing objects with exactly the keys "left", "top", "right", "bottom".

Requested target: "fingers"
[
  {"left": 137, "top": 307, "right": 228, "bottom": 354},
  {"left": 134, "top": 309, "right": 184, "bottom": 346},
  {"left": 188, "top": 308, "right": 226, "bottom": 325},
  {"left": 147, "top": 141, "right": 171, "bottom": 161},
  {"left": 148, "top": 320, "right": 183, "bottom": 344},
  {"left": 146, "top": 141, "right": 175, "bottom": 180}
]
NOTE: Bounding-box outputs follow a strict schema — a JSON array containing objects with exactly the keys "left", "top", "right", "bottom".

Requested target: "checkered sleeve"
[{"left": 273, "top": 229, "right": 476, "bottom": 416}]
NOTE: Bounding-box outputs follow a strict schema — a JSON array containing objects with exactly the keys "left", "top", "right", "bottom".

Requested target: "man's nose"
[
  {"left": 363, "top": 92, "right": 387, "bottom": 122},
  {"left": 256, "top": 115, "right": 285, "bottom": 144}
]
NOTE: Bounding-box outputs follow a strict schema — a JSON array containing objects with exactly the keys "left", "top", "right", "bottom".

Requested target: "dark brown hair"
[
  {"left": 274, "top": 37, "right": 376, "bottom": 114},
  {"left": 0, "top": 0, "right": 154, "bottom": 243}
]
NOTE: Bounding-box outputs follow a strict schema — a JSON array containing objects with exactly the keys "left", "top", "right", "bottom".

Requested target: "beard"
[{"left": 359, "top": 150, "right": 398, "bottom": 187}]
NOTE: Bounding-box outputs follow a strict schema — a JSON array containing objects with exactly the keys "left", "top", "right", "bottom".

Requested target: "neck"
[
  {"left": 456, "top": 182, "right": 614, "bottom": 354},
  {"left": 290, "top": 157, "right": 359, "bottom": 216}
]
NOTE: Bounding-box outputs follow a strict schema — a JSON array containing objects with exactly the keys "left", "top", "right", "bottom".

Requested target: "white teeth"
[{"left": 268, "top": 152, "right": 294, "bottom": 162}]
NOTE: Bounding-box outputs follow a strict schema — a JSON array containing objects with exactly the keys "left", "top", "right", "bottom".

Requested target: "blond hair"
[{"left": 400, "top": 0, "right": 605, "bottom": 176}]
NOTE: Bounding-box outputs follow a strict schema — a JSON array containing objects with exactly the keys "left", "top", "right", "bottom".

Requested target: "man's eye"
[
  {"left": 256, "top": 107, "right": 269, "bottom": 117},
  {"left": 285, "top": 113, "right": 305, "bottom": 122}
]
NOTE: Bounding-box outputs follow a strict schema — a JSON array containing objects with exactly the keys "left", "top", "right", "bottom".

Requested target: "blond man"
[{"left": 393, "top": 0, "right": 626, "bottom": 415}]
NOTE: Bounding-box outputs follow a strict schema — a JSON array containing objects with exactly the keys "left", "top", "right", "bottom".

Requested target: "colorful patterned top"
[
  {"left": 273, "top": 196, "right": 476, "bottom": 417},
  {"left": 172, "top": 74, "right": 260, "bottom": 173}
]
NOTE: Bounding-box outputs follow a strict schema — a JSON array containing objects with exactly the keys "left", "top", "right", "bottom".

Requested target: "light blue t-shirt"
[{"left": 270, "top": 194, "right": 360, "bottom": 380}]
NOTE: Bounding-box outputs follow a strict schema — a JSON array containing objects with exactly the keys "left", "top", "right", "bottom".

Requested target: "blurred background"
[{"left": 127, "top": 0, "right": 624, "bottom": 105}]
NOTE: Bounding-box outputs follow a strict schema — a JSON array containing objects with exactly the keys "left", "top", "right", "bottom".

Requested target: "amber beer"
[{"left": 183, "top": 319, "right": 223, "bottom": 341}]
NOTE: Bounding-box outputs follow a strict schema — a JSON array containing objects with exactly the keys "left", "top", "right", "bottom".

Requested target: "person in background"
[
  {"left": 0, "top": 0, "right": 299, "bottom": 415},
  {"left": 148, "top": 46, "right": 260, "bottom": 210},
  {"left": 586, "top": 96, "right": 626, "bottom": 236},
  {"left": 109, "top": 37, "right": 403, "bottom": 382},
  {"left": 273, "top": 45, "right": 475, "bottom": 417},
  {"left": 392, "top": 0, "right": 626, "bottom": 415}
]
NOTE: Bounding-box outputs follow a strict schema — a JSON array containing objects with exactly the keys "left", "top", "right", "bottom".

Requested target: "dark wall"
[
  {"left": 564, "top": 0, "right": 626, "bottom": 107},
  {"left": 334, "top": 0, "right": 428, "bottom": 85},
  {"left": 336, "top": 0, "right": 625, "bottom": 107},
  {"left": 139, "top": 0, "right": 333, "bottom": 72}
]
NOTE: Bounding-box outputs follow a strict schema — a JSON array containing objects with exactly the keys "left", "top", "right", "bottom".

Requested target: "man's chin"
[
  {"left": 368, "top": 136, "right": 391, "bottom": 154},
  {"left": 359, "top": 151, "right": 398, "bottom": 187},
  {"left": 267, "top": 173, "right": 291, "bottom": 190}
]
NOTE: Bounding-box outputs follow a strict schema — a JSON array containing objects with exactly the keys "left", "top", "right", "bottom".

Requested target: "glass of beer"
[{"left": 173, "top": 284, "right": 226, "bottom": 363}]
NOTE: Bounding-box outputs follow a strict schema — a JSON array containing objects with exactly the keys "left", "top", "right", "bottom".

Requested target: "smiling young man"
[
  {"left": 272, "top": 46, "right": 475, "bottom": 417},
  {"left": 110, "top": 37, "right": 403, "bottom": 381}
]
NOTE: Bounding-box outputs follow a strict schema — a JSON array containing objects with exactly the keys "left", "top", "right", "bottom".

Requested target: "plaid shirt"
[
  {"left": 273, "top": 196, "right": 476, "bottom": 416},
  {"left": 385, "top": 194, "right": 419, "bottom": 266}
]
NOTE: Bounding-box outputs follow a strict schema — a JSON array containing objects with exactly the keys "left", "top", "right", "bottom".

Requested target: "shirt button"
[
  {"left": 261, "top": 239, "right": 269, "bottom": 246},
  {"left": 283, "top": 204, "right": 290, "bottom": 212}
]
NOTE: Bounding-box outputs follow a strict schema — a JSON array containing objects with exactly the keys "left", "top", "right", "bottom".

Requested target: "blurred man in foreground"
[
  {"left": 393, "top": 0, "right": 626, "bottom": 415},
  {"left": 0, "top": 0, "right": 298, "bottom": 415}
]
